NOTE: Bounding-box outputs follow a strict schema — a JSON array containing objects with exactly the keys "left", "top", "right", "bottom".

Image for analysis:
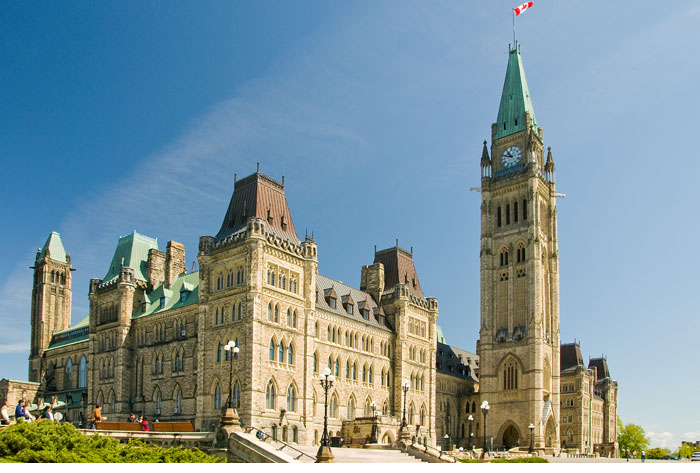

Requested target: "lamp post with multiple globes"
[
  {"left": 223, "top": 341, "right": 239, "bottom": 409},
  {"left": 400, "top": 379, "right": 410, "bottom": 428},
  {"left": 528, "top": 423, "right": 535, "bottom": 453},
  {"left": 316, "top": 367, "right": 335, "bottom": 463},
  {"left": 370, "top": 401, "right": 378, "bottom": 444},
  {"left": 480, "top": 401, "right": 490, "bottom": 453},
  {"left": 467, "top": 414, "right": 474, "bottom": 449}
]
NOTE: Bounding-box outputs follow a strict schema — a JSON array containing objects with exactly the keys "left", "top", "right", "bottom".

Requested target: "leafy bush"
[
  {"left": 0, "top": 421, "right": 222, "bottom": 463},
  {"left": 491, "top": 457, "right": 548, "bottom": 463},
  {"left": 457, "top": 458, "right": 480, "bottom": 463},
  {"left": 645, "top": 448, "right": 669, "bottom": 459}
]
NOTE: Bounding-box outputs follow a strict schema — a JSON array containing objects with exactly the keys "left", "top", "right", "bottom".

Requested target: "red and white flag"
[{"left": 513, "top": 1, "right": 534, "bottom": 16}]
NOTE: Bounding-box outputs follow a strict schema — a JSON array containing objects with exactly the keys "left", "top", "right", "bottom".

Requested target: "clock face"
[{"left": 501, "top": 146, "right": 522, "bottom": 167}]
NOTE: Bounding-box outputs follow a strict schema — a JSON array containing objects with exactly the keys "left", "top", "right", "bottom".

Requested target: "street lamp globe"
[{"left": 468, "top": 415, "right": 473, "bottom": 421}]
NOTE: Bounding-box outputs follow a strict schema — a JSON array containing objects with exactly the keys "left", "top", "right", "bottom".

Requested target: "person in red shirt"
[{"left": 141, "top": 416, "right": 150, "bottom": 432}]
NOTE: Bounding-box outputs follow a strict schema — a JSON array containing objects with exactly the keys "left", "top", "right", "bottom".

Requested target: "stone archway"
[
  {"left": 502, "top": 424, "right": 520, "bottom": 449},
  {"left": 544, "top": 416, "right": 557, "bottom": 448}
]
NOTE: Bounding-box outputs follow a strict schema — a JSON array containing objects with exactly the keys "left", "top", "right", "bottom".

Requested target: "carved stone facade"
[{"left": 25, "top": 172, "right": 438, "bottom": 447}]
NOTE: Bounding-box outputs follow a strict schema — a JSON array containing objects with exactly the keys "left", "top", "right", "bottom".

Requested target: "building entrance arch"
[
  {"left": 544, "top": 416, "right": 557, "bottom": 448},
  {"left": 502, "top": 424, "right": 520, "bottom": 449}
]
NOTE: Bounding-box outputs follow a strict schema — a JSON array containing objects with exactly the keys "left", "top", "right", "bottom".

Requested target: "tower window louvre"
[
  {"left": 514, "top": 202, "right": 518, "bottom": 223},
  {"left": 506, "top": 204, "right": 510, "bottom": 225},
  {"left": 497, "top": 207, "right": 502, "bottom": 227}
]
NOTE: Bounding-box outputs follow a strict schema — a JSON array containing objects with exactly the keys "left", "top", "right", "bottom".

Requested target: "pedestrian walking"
[
  {"left": 641, "top": 450, "right": 645, "bottom": 462},
  {"left": 90, "top": 403, "right": 105, "bottom": 429}
]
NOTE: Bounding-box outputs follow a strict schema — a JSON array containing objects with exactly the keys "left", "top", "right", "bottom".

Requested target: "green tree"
[
  {"left": 0, "top": 421, "right": 222, "bottom": 463},
  {"left": 645, "top": 448, "right": 669, "bottom": 459},
  {"left": 617, "top": 422, "right": 649, "bottom": 457},
  {"left": 678, "top": 443, "right": 695, "bottom": 459}
]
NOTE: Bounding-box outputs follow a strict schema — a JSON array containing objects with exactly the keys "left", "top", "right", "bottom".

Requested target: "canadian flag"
[{"left": 513, "top": 1, "right": 534, "bottom": 16}]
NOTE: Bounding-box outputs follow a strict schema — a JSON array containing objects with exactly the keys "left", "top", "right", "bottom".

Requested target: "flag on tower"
[{"left": 513, "top": 2, "right": 534, "bottom": 16}]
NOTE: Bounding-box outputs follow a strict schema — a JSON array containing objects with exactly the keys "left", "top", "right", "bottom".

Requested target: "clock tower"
[{"left": 477, "top": 44, "right": 561, "bottom": 452}]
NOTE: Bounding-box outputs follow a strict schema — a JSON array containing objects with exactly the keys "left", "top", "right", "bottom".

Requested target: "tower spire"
[{"left": 495, "top": 46, "right": 538, "bottom": 140}]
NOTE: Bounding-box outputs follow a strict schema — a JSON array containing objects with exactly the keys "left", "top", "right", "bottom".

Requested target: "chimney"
[
  {"left": 165, "top": 241, "right": 186, "bottom": 288},
  {"left": 360, "top": 262, "right": 384, "bottom": 305},
  {"left": 147, "top": 248, "right": 166, "bottom": 290}
]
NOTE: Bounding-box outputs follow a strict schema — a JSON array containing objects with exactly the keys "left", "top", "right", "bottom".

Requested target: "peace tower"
[{"left": 477, "top": 44, "right": 561, "bottom": 451}]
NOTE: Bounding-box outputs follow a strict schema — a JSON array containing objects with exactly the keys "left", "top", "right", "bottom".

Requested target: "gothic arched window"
[
  {"left": 503, "top": 359, "right": 519, "bottom": 390},
  {"left": 286, "top": 385, "right": 296, "bottom": 412},
  {"left": 64, "top": 358, "right": 73, "bottom": 390},
  {"left": 266, "top": 381, "right": 276, "bottom": 409},
  {"left": 78, "top": 356, "right": 87, "bottom": 388},
  {"left": 214, "top": 383, "right": 222, "bottom": 409}
]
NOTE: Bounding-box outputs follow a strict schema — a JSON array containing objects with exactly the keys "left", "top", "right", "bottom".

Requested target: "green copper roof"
[
  {"left": 102, "top": 231, "right": 158, "bottom": 283},
  {"left": 134, "top": 271, "right": 200, "bottom": 318},
  {"left": 48, "top": 315, "right": 90, "bottom": 349},
  {"left": 437, "top": 325, "right": 447, "bottom": 344},
  {"left": 38, "top": 232, "right": 68, "bottom": 263},
  {"left": 495, "top": 45, "right": 538, "bottom": 140}
]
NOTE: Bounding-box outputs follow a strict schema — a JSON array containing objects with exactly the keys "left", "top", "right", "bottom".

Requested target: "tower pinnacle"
[{"left": 494, "top": 45, "right": 538, "bottom": 140}]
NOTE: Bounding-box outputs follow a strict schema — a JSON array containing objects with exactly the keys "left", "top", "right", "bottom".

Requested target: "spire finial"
[
  {"left": 257, "top": 162, "right": 260, "bottom": 173},
  {"left": 395, "top": 238, "right": 399, "bottom": 248},
  {"left": 481, "top": 140, "right": 491, "bottom": 167}
]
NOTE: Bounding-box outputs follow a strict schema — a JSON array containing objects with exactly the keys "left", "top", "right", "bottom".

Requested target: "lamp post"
[
  {"left": 316, "top": 367, "right": 335, "bottom": 463},
  {"left": 223, "top": 341, "right": 239, "bottom": 409},
  {"left": 401, "top": 379, "right": 410, "bottom": 428},
  {"left": 369, "top": 401, "right": 378, "bottom": 443},
  {"left": 467, "top": 415, "right": 474, "bottom": 449},
  {"left": 444, "top": 433, "right": 450, "bottom": 451},
  {"left": 480, "top": 401, "right": 490, "bottom": 453},
  {"left": 528, "top": 423, "right": 535, "bottom": 453}
]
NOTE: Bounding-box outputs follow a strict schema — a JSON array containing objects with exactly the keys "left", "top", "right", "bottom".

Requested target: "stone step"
[{"left": 294, "top": 446, "right": 425, "bottom": 463}]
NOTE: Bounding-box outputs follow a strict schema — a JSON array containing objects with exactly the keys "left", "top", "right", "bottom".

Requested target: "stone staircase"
[{"left": 293, "top": 445, "right": 425, "bottom": 463}]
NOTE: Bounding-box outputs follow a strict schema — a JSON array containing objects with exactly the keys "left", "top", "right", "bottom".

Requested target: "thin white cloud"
[
  {"left": 647, "top": 431, "right": 676, "bottom": 449},
  {"left": 0, "top": 343, "right": 29, "bottom": 355}
]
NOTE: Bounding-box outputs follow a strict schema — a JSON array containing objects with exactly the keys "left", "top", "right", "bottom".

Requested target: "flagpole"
[{"left": 512, "top": 10, "right": 516, "bottom": 48}]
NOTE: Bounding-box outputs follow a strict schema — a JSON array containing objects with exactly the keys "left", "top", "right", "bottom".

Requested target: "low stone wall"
[{"left": 83, "top": 429, "right": 214, "bottom": 450}]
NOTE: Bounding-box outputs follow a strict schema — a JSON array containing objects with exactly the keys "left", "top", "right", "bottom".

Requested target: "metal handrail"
[{"left": 246, "top": 426, "right": 316, "bottom": 462}]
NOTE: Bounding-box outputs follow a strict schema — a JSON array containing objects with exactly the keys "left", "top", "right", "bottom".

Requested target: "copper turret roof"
[{"left": 215, "top": 171, "right": 300, "bottom": 244}]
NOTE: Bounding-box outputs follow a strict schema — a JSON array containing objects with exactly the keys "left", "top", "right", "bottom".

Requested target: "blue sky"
[{"left": 1, "top": 1, "right": 698, "bottom": 448}]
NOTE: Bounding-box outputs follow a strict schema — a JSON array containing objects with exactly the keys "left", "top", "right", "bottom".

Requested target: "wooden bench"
[
  {"left": 152, "top": 422, "right": 194, "bottom": 432},
  {"left": 95, "top": 421, "right": 194, "bottom": 432},
  {"left": 95, "top": 422, "right": 142, "bottom": 431}
]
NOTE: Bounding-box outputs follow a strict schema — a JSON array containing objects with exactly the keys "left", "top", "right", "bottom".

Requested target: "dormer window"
[
  {"left": 346, "top": 304, "right": 353, "bottom": 315},
  {"left": 329, "top": 297, "right": 337, "bottom": 309},
  {"left": 180, "top": 291, "right": 189, "bottom": 303},
  {"left": 159, "top": 297, "right": 166, "bottom": 309},
  {"left": 362, "top": 309, "right": 370, "bottom": 320}
]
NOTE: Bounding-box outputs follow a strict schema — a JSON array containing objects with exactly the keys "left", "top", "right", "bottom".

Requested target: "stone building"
[
  {"left": 560, "top": 343, "right": 619, "bottom": 456},
  {"left": 25, "top": 171, "right": 438, "bottom": 447},
  {"left": 14, "top": 41, "right": 619, "bottom": 456}
]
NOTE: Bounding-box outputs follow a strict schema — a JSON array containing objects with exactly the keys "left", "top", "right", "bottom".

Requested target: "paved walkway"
[{"left": 294, "top": 445, "right": 423, "bottom": 463}]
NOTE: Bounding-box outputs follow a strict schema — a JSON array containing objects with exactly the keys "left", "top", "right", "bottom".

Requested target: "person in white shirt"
[{"left": 1, "top": 400, "right": 11, "bottom": 425}]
